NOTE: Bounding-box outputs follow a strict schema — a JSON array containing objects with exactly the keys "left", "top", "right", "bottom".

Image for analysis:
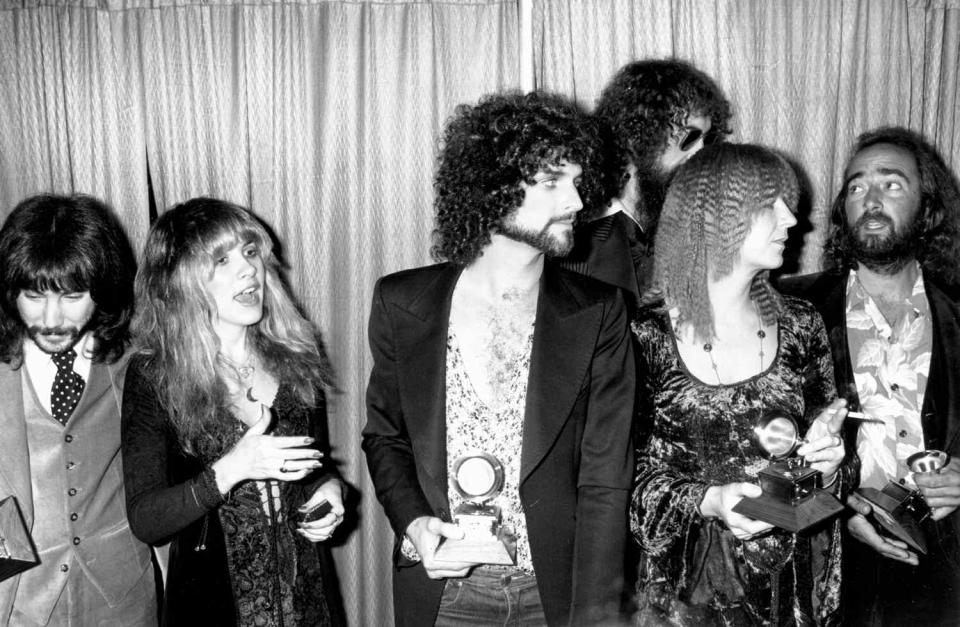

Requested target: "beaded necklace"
[{"left": 702, "top": 301, "right": 767, "bottom": 385}]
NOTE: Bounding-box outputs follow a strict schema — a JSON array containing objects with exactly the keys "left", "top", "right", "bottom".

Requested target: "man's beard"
[
  {"left": 632, "top": 168, "right": 671, "bottom": 232},
  {"left": 843, "top": 211, "right": 920, "bottom": 274},
  {"left": 26, "top": 324, "right": 84, "bottom": 355},
  {"left": 498, "top": 216, "right": 575, "bottom": 258}
]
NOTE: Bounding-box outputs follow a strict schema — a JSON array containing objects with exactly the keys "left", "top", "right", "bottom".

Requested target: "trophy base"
[
  {"left": 0, "top": 496, "right": 40, "bottom": 583},
  {"left": 732, "top": 490, "right": 844, "bottom": 533},
  {"left": 857, "top": 486, "right": 928, "bottom": 554},
  {"left": 433, "top": 528, "right": 517, "bottom": 565}
]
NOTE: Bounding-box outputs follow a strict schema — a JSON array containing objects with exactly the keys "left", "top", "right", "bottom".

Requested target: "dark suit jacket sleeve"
[
  {"left": 571, "top": 289, "right": 635, "bottom": 624},
  {"left": 362, "top": 277, "right": 435, "bottom": 540}
]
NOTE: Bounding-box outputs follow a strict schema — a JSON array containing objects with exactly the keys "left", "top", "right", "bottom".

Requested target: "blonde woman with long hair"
[{"left": 122, "top": 198, "right": 345, "bottom": 626}]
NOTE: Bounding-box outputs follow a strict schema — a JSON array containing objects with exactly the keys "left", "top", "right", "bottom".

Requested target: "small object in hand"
[
  {"left": 299, "top": 500, "right": 333, "bottom": 523},
  {"left": 845, "top": 410, "right": 884, "bottom": 424}
]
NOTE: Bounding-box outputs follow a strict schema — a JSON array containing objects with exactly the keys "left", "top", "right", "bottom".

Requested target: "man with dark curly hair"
[
  {"left": 363, "top": 91, "right": 634, "bottom": 626},
  {"left": 564, "top": 58, "right": 732, "bottom": 311},
  {"left": 0, "top": 195, "right": 156, "bottom": 625},
  {"left": 778, "top": 127, "right": 960, "bottom": 625}
]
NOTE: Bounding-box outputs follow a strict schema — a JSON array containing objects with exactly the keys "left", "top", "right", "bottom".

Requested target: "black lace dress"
[
  {"left": 631, "top": 296, "right": 845, "bottom": 626},
  {"left": 121, "top": 357, "right": 345, "bottom": 626}
]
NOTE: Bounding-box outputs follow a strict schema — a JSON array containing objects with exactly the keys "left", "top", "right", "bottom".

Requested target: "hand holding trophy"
[
  {"left": 731, "top": 404, "right": 846, "bottom": 533},
  {"left": 433, "top": 452, "right": 516, "bottom": 565},
  {"left": 856, "top": 450, "right": 950, "bottom": 554}
]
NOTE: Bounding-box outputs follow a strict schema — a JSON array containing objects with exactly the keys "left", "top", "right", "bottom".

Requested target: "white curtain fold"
[
  {"left": 1, "top": 1, "right": 959, "bottom": 625},
  {"left": 533, "top": 0, "right": 960, "bottom": 272},
  {"left": 0, "top": 6, "right": 151, "bottom": 242},
  {"left": 0, "top": 2, "right": 519, "bottom": 626}
]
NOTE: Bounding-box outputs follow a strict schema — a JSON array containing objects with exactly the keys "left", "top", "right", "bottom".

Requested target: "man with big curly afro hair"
[
  {"left": 363, "top": 91, "right": 634, "bottom": 626},
  {"left": 564, "top": 58, "right": 732, "bottom": 312},
  {"left": 779, "top": 127, "right": 960, "bottom": 626}
]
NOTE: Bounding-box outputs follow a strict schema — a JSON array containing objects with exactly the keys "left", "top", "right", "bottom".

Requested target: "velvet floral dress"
[{"left": 631, "top": 296, "right": 847, "bottom": 626}]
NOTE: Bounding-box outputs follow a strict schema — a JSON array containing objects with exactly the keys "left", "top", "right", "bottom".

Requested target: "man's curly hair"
[
  {"left": 431, "top": 91, "right": 605, "bottom": 265},
  {"left": 654, "top": 143, "right": 798, "bottom": 343},
  {"left": 824, "top": 126, "right": 960, "bottom": 287},
  {"left": 594, "top": 58, "right": 733, "bottom": 205}
]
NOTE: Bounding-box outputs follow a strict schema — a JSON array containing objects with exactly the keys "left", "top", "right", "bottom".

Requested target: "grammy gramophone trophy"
[
  {"left": 855, "top": 450, "right": 949, "bottom": 554},
  {"left": 433, "top": 452, "right": 516, "bottom": 565},
  {"left": 0, "top": 496, "right": 40, "bottom": 583},
  {"left": 732, "top": 410, "right": 845, "bottom": 533}
]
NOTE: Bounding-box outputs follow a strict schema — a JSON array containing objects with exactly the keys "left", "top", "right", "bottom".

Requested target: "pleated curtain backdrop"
[
  {"left": 0, "top": 2, "right": 520, "bottom": 626},
  {"left": 0, "top": 1, "right": 959, "bottom": 626},
  {"left": 534, "top": 0, "right": 960, "bottom": 272}
]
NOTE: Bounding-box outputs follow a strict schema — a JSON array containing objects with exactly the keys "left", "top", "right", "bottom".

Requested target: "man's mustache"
[
  {"left": 853, "top": 211, "right": 895, "bottom": 231},
  {"left": 27, "top": 325, "right": 80, "bottom": 337}
]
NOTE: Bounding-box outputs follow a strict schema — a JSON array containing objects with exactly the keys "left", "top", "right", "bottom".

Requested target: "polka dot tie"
[{"left": 51, "top": 349, "right": 84, "bottom": 425}]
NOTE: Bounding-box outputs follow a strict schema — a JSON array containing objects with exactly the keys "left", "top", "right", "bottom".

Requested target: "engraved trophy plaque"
[
  {"left": 433, "top": 452, "right": 516, "bottom": 565},
  {"left": 855, "top": 450, "right": 949, "bottom": 554},
  {"left": 732, "top": 410, "right": 845, "bottom": 533},
  {"left": 0, "top": 496, "right": 40, "bottom": 583}
]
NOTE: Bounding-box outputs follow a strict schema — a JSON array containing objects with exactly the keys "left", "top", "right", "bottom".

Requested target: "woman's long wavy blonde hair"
[
  {"left": 653, "top": 143, "right": 799, "bottom": 343},
  {"left": 133, "top": 197, "right": 333, "bottom": 458}
]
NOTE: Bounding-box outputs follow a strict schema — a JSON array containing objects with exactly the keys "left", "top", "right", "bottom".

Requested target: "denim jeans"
[{"left": 435, "top": 567, "right": 546, "bottom": 626}]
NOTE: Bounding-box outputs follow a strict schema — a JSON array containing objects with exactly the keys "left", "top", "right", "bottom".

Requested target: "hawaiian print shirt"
[{"left": 847, "top": 265, "right": 932, "bottom": 490}]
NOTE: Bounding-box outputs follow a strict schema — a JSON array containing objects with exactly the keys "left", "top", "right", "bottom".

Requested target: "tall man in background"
[
  {"left": 0, "top": 195, "right": 156, "bottom": 625},
  {"left": 563, "top": 58, "right": 732, "bottom": 310},
  {"left": 363, "top": 92, "right": 634, "bottom": 626},
  {"left": 779, "top": 127, "right": 960, "bottom": 625}
]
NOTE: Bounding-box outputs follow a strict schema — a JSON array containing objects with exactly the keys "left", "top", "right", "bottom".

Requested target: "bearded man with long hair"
[
  {"left": 363, "top": 91, "right": 634, "bottom": 626},
  {"left": 0, "top": 194, "right": 156, "bottom": 625},
  {"left": 779, "top": 127, "right": 960, "bottom": 626}
]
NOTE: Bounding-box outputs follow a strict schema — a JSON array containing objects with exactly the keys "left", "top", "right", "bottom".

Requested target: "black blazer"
[
  {"left": 778, "top": 270, "right": 960, "bottom": 620},
  {"left": 362, "top": 261, "right": 634, "bottom": 626},
  {"left": 561, "top": 211, "right": 652, "bottom": 314}
]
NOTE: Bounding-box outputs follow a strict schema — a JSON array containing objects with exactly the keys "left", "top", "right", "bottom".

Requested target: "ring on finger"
[{"left": 280, "top": 459, "right": 292, "bottom": 473}]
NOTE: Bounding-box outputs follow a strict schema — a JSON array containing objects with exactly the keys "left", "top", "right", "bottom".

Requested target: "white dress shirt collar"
[{"left": 22, "top": 333, "right": 95, "bottom": 414}]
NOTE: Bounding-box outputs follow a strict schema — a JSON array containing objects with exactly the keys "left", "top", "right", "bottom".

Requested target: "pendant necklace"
[
  {"left": 702, "top": 301, "right": 767, "bottom": 385},
  {"left": 219, "top": 353, "right": 258, "bottom": 401}
]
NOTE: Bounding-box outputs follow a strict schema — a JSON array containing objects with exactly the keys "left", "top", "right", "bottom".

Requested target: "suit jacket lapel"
[
  {"left": 0, "top": 363, "right": 33, "bottom": 524},
  {"left": 394, "top": 265, "right": 461, "bottom": 505},
  {"left": 804, "top": 272, "right": 862, "bottom": 444},
  {"left": 521, "top": 264, "right": 597, "bottom": 483},
  {"left": 924, "top": 281, "right": 960, "bottom": 453}
]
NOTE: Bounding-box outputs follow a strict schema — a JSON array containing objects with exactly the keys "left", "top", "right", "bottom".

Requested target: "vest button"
[
  {"left": 64, "top": 434, "right": 74, "bottom": 443},
  {"left": 70, "top": 513, "right": 78, "bottom": 521},
  {"left": 72, "top": 537, "right": 80, "bottom": 545},
  {"left": 66, "top": 461, "right": 76, "bottom": 470},
  {"left": 898, "top": 430, "right": 908, "bottom": 438},
  {"left": 60, "top": 564, "right": 69, "bottom": 572},
  {"left": 68, "top": 488, "right": 77, "bottom": 496}
]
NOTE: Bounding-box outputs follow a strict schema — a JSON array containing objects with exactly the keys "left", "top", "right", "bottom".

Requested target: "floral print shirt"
[
  {"left": 443, "top": 331, "right": 534, "bottom": 572},
  {"left": 846, "top": 265, "right": 932, "bottom": 490},
  {"left": 399, "top": 330, "right": 534, "bottom": 572}
]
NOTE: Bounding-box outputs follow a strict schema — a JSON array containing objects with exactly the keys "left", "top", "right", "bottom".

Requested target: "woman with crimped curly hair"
[
  {"left": 431, "top": 90, "right": 605, "bottom": 265},
  {"left": 122, "top": 198, "right": 346, "bottom": 626},
  {"left": 631, "top": 143, "right": 850, "bottom": 625}
]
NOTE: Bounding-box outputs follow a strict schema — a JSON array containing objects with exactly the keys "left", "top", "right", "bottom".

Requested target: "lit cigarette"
[{"left": 846, "top": 411, "right": 883, "bottom": 424}]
